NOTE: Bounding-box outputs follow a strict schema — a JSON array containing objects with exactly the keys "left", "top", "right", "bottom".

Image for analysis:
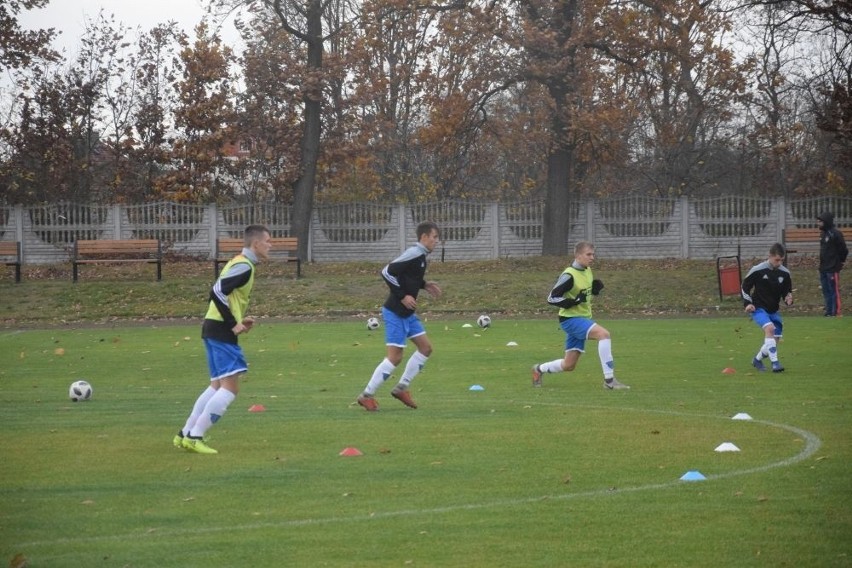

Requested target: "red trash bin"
[{"left": 716, "top": 256, "right": 742, "bottom": 300}]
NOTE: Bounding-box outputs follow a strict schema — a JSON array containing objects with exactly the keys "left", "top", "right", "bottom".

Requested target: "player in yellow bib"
[
  {"left": 174, "top": 225, "right": 272, "bottom": 454},
  {"left": 531, "top": 241, "right": 629, "bottom": 390}
]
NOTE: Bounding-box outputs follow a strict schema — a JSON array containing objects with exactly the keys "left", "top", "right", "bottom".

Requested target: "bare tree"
[
  {"left": 209, "top": 0, "right": 357, "bottom": 258},
  {"left": 629, "top": 0, "right": 750, "bottom": 197},
  {"left": 727, "top": 0, "right": 852, "bottom": 194}
]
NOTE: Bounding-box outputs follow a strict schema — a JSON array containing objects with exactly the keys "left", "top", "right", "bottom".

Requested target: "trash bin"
[{"left": 716, "top": 255, "right": 742, "bottom": 301}]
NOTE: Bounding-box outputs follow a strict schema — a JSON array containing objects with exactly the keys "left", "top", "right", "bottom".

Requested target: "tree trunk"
[
  {"left": 290, "top": 0, "right": 323, "bottom": 261},
  {"left": 541, "top": 142, "right": 574, "bottom": 256},
  {"left": 291, "top": 96, "right": 320, "bottom": 260}
]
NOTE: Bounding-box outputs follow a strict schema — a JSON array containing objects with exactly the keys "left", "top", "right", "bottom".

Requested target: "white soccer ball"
[
  {"left": 477, "top": 314, "right": 492, "bottom": 328},
  {"left": 69, "top": 380, "right": 93, "bottom": 402},
  {"left": 366, "top": 317, "right": 380, "bottom": 330}
]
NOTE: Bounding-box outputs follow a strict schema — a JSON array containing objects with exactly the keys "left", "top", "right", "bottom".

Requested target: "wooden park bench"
[
  {"left": 782, "top": 227, "right": 852, "bottom": 256},
  {"left": 72, "top": 239, "right": 162, "bottom": 282},
  {"left": 1, "top": 241, "right": 22, "bottom": 283},
  {"left": 214, "top": 236, "right": 301, "bottom": 278}
]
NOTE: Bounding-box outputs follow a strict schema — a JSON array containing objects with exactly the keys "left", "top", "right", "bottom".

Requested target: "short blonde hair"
[{"left": 574, "top": 241, "right": 595, "bottom": 255}]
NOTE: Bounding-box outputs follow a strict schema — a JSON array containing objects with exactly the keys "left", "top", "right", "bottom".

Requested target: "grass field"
[
  {"left": 1, "top": 315, "right": 850, "bottom": 567},
  {"left": 0, "top": 255, "right": 839, "bottom": 324}
]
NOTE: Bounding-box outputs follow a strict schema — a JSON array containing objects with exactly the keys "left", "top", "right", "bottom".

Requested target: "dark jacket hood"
[{"left": 818, "top": 211, "right": 835, "bottom": 229}]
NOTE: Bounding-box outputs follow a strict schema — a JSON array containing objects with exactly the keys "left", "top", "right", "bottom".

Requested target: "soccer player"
[
  {"left": 741, "top": 242, "right": 793, "bottom": 373},
  {"left": 531, "top": 241, "right": 629, "bottom": 390},
  {"left": 173, "top": 225, "right": 272, "bottom": 454},
  {"left": 816, "top": 211, "right": 848, "bottom": 317},
  {"left": 356, "top": 221, "right": 442, "bottom": 411}
]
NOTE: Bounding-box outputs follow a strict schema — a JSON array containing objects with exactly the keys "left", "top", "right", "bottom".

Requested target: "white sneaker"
[{"left": 604, "top": 378, "right": 630, "bottom": 390}]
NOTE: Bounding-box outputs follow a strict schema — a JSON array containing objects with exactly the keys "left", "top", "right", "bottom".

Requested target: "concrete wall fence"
[{"left": 1, "top": 195, "right": 850, "bottom": 265}]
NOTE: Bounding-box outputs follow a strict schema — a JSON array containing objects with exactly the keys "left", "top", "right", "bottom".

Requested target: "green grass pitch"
[{"left": 1, "top": 316, "right": 850, "bottom": 567}]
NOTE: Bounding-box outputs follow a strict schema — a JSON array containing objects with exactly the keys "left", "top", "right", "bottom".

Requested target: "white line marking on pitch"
[
  {"left": 18, "top": 405, "right": 821, "bottom": 549},
  {"left": 0, "top": 329, "right": 25, "bottom": 340}
]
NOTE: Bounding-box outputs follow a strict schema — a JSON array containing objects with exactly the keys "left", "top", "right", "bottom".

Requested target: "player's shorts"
[
  {"left": 203, "top": 338, "right": 248, "bottom": 380},
  {"left": 382, "top": 306, "right": 426, "bottom": 348},
  {"left": 560, "top": 317, "right": 598, "bottom": 352},
  {"left": 751, "top": 308, "right": 783, "bottom": 338}
]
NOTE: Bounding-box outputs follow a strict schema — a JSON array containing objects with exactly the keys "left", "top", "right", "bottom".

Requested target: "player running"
[
  {"left": 742, "top": 242, "right": 793, "bottom": 373},
  {"left": 356, "top": 221, "right": 442, "bottom": 411},
  {"left": 531, "top": 241, "right": 629, "bottom": 390}
]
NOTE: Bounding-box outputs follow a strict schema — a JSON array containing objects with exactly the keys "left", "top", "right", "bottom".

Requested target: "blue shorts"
[
  {"left": 203, "top": 338, "right": 248, "bottom": 380},
  {"left": 560, "top": 317, "right": 597, "bottom": 352},
  {"left": 382, "top": 306, "right": 426, "bottom": 348},
  {"left": 751, "top": 308, "right": 783, "bottom": 338}
]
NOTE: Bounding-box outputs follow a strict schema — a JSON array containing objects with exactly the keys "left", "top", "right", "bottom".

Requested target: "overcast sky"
[{"left": 19, "top": 0, "right": 241, "bottom": 57}]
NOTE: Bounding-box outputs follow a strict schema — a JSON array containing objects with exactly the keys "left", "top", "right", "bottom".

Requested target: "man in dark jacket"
[
  {"left": 742, "top": 243, "right": 793, "bottom": 372},
  {"left": 817, "top": 211, "right": 849, "bottom": 317},
  {"left": 356, "top": 221, "right": 442, "bottom": 411}
]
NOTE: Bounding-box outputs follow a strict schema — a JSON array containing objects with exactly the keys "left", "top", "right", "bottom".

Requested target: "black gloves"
[
  {"left": 559, "top": 280, "right": 602, "bottom": 307},
  {"left": 571, "top": 280, "right": 603, "bottom": 305}
]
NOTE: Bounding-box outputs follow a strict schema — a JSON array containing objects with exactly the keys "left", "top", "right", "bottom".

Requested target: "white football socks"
[
  {"left": 182, "top": 386, "right": 216, "bottom": 437},
  {"left": 537, "top": 340, "right": 615, "bottom": 380},
  {"left": 539, "top": 359, "right": 565, "bottom": 374},
  {"left": 598, "top": 338, "right": 615, "bottom": 380},
  {"left": 365, "top": 358, "right": 396, "bottom": 395},
  {"left": 763, "top": 338, "right": 778, "bottom": 362},
  {"left": 190, "top": 388, "right": 236, "bottom": 438},
  {"left": 398, "top": 351, "right": 429, "bottom": 387}
]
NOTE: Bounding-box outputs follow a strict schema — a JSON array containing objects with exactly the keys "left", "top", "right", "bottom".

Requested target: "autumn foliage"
[{"left": 1, "top": 0, "right": 849, "bottom": 222}]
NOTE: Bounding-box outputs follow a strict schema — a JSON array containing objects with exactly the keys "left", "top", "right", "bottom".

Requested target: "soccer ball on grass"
[
  {"left": 366, "top": 317, "right": 380, "bottom": 330},
  {"left": 69, "top": 380, "right": 93, "bottom": 402},
  {"left": 477, "top": 314, "right": 492, "bottom": 328}
]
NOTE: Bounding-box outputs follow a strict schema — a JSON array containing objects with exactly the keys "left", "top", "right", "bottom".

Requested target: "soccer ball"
[
  {"left": 366, "top": 317, "right": 380, "bottom": 330},
  {"left": 69, "top": 380, "right": 93, "bottom": 402},
  {"left": 477, "top": 314, "right": 492, "bottom": 328}
]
